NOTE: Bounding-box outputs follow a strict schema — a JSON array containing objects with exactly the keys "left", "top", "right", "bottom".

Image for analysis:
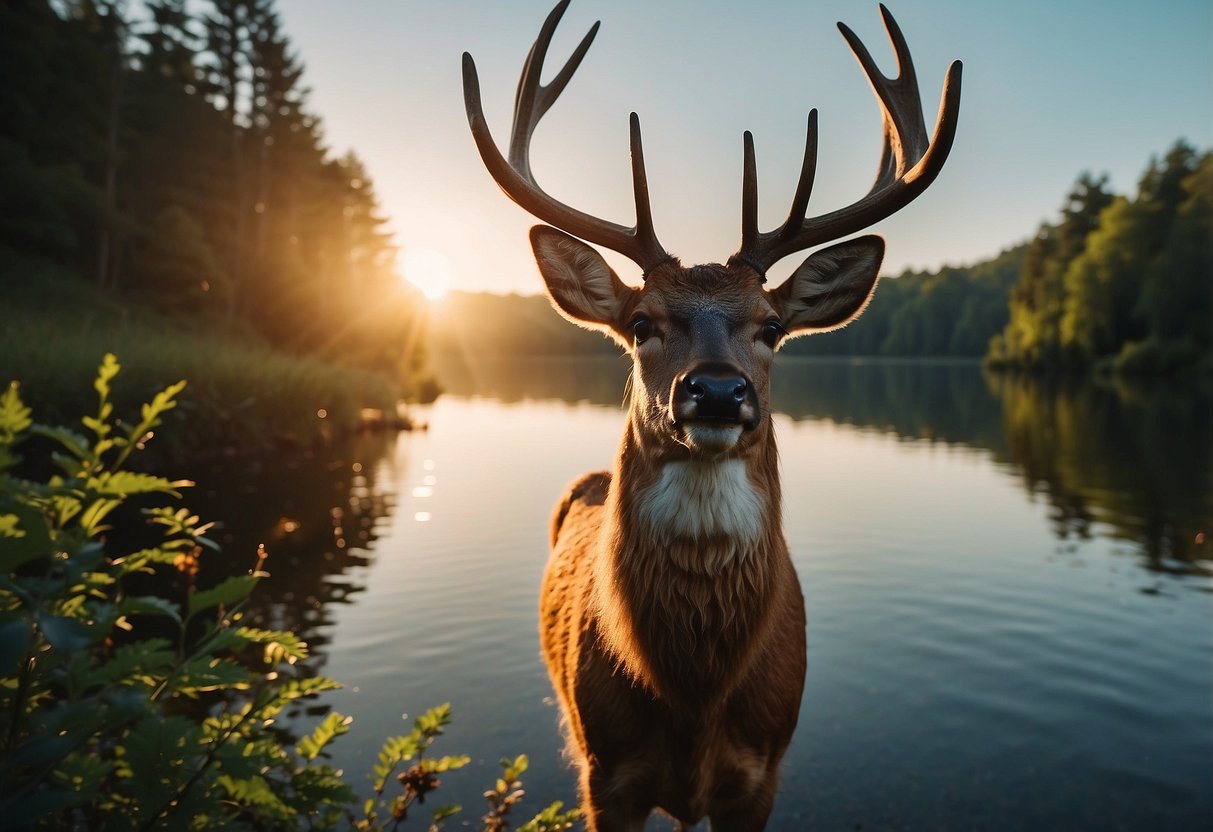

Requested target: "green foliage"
[
  {"left": 990, "top": 142, "right": 1211, "bottom": 373},
  {"left": 0, "top": 357, "right": 576, "bottom": 830},
  {"left": 0, "top": 271, "right": 409, "bottom": 459}
]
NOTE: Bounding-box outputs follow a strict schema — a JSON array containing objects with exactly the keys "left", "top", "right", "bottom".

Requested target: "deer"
[{"left": 461, "top": 2, "right": 960, "bottom": 828}]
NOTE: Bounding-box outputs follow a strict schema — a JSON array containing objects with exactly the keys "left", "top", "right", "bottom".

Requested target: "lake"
[{"left": 189, "top": 357, "right": 1212, "bottom": 830}]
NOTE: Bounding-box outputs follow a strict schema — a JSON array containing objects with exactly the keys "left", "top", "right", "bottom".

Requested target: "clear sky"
[{"left": 278, "top": 0, "right": 1213, "bottom": 295}]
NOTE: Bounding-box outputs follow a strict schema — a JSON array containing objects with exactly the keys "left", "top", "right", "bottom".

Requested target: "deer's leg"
[
  {"left": 707, "top": 781, "right": 777, "bottom": 832},
  {"left": 577, "top": 760, "right": 652, "bottom": 832}
]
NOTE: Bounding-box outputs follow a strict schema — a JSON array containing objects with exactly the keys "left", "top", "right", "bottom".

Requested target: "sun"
[{"left": 403, "top": 248, "right": 453, "bottom": 301}]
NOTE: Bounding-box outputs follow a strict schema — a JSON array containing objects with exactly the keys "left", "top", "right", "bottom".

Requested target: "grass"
[{"left": 1, "top": 266, "right": 403, "bottom": 460}]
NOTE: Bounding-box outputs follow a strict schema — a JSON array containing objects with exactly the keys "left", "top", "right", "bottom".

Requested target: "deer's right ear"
[{"left": 530, "top": 226, "right": 636, "bottom": 343}]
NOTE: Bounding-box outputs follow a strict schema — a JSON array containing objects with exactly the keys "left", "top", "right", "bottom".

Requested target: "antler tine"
[
  {"left": 463, "top": 0, "right": 672, "bottom": 275},
  {"left": 629, "top": 112, "right": 660, "bottom": 260},
  {"left": 509, "top": 0, "right": 598, "bottom": 177},
  {"left": 839, "top": 3, "right": 930, "bottom": 190},
  {"left": 731, "top": 5, "right": 961, "bottom": 273},
  {"left": 740, "top": 131, "right": 759, "bottom": 256}
]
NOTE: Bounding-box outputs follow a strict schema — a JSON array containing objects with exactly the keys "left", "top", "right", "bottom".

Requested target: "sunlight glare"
[{"left": 403, "top": 248, "right": 453, "bottom": 300}]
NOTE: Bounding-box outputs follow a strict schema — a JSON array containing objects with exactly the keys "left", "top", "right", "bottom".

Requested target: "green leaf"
[
  {"left": 421, "top": 754, "right": 470, "bottom": 773},
  {"left": 89, "top": 471, "right": 179, "bottom": 498},
  {"left": 216, "top": 774, "right": 294, "bottom": 822},
  {"left": 501, "top": 753, "right": 528, "bottom": 783},
  {"left": 0, "top": 513, "right": 24, "bottom": 538},
  {"left": 518, "top": 801, "right": 583, "bottom": 832},
  {"left": 29, "top": 425, "right": 90, "bottom": 463},
  {"left": 234, "top": 627, "right": 308, "bottom": 665},
  {"left": 120, "top": 714, "right": 201, "bottom": 811},
  {"left": 256, "top": 676, "right": 342, "bottom": 721},
  {"left": 92, "top": 639, "right": 176, "bottom": 687},
  {"left": 295, "top": 711, "right": 353, "bottom": 761},
  {"left": 414, "top": 703, "right": 453, "bottom": 736},
  {"left": 0, "top": 500, "right": 52, "bottom": 572},
  {"left": 173, "top": 656, "right": 255, "bottom": 697},
  {"left": 431, "top": 804, "right": 461, "bottom": 822},
  {"left": 94, "top": 354, "right": 120, "bottom": 402},
  {"left": 0, "top": 613, "right": 34, "bottom": 676},
  {"left": 50, "top": 752, "right": 113, "bottom": 806},
  {"left": 371, "top": 734, "right": 422, "bottom": 792},
  {"left": 0, "top": 382, "right": 32, "bottom": 442},
  {"left": 78, "top": 497, "right": 121, "bottom": 535},
  {"left": 118, "top": 596, "right": 182, "bottom": 625},
  {"left": 187, "top": 575, "right": 258, "bottom": 620},
  {"left": 290, "top": 766, "right": 358, "bottom": 812},
  {"left": 38, "top": 614, "right": 97, "bottom": 653}
]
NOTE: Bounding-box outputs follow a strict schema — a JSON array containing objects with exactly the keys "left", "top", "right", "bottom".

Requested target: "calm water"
[{"left": 191, "top": 358, "right": 1212, "bottom": 830}]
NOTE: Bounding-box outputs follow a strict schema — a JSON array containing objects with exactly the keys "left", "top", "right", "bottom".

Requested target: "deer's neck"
[{"left": 594, "top": 424, "right": 785, "bottom": 705}]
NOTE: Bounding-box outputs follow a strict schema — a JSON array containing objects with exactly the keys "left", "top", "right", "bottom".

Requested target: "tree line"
[
  {"left": 0, "top": 0, "right": 426, "bottom": 386},
  {"left": 429, "top": 141, "right": 1209, "bottom": 372}
]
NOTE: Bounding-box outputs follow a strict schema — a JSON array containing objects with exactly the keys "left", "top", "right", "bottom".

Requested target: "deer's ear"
[
  {"left": 768, "top": 235, "right": 884, "bottom": 338},
  {"left": 531, "top": 226, "right": 636, "bottom": 343}
]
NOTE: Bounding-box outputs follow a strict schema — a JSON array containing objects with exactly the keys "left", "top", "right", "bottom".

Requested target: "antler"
[
  {"left": 462, "top": 0, "right": 672, "bottom": 274},
  {"left": 729, "top": 4, "right": 963, "bottom": 276}
]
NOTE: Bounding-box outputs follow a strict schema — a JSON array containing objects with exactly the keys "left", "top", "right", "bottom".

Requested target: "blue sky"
[{"left": 279, "top": 0, "right": 1213, "bottom": 294}]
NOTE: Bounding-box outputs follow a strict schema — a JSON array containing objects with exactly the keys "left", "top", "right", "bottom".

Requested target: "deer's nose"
[{"left": 678, "top": 370, "right": 748, "bottom": 422}]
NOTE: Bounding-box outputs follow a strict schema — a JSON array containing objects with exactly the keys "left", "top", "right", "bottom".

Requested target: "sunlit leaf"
[
  {"left": 371, "top": 734, "right": 422, "bottom": 792},
  {"left": 517, "top": 801, "right": 583, "bottom": 832},
  {"left": 173, "top": 656, "right": 255, "bottom": 696},
  {"left": 94, "top": 354, "right": 120, "bottom": 401},
  {"left": 90, "top": 471, "right": 179, "bottom": 497},
  {"left": 0, "top": 513, "right": 24, "bottom": 538},
  {"left": 92, "top": 639, "right": 176, "bottom": 687},
  {"left": 414, "top": 703, "right": 452, "bottom": 736},
  {"left": 421, "top": 754, "right": 470, "bottom": 773},
  {"left": 186, "top": 575, "right": 257, "bottom": 620},
  {"left": 0, "top": 382, "right": 32, "bottom": 442},
  {"left": 234, "top": 627, "right": 308, "bottom": 664},
  {"left": 257, "top": 676, "right": 343, "bottom": 720},
  {"left": 432, "top": 804, "right": 461, "bottom": 822},
  {"left": 216, "top": 774, "right": 294, "bottom": 821},
  {"left": 295, "top": 711, "right": 353, "bottom": 761}
]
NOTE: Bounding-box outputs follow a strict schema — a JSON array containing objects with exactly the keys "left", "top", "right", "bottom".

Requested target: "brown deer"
[{"left": 462, "top": 2, "right": 960, "bottom": 828}]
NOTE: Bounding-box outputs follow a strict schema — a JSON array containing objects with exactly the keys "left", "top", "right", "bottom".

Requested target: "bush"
[{"left": 0, "top": 356, "right": 578, "bottom": 830}]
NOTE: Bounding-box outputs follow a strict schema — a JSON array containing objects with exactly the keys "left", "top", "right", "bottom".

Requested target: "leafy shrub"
[{"left": 0, "top": 355, "right": 578, "bottom": 831}]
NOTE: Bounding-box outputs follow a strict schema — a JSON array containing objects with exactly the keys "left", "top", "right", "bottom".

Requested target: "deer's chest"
[{"left": 636, "top": 459, "right": 764, "bottom": 555}]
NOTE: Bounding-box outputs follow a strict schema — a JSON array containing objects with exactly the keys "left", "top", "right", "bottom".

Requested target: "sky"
[{"left": 277, "top": 0, "right": 1213, "bottom": 295}]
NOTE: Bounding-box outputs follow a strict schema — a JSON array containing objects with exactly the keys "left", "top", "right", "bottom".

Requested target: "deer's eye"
[
  {"left": 631, "top": 316, "right": 655, "bottom": 344},
  {"left": 759, "top": 319, "right": 786, "bottom": 349}
]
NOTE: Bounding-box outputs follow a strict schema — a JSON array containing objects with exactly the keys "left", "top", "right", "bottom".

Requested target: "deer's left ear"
[
  {"left": 768, "top": 235, "right": 884, "bottom": 337},
  {"left": 530, "top": 225, "right": 636, "bottom": 346}
]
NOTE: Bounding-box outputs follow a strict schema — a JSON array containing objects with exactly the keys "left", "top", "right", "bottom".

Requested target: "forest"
[
  {"left": 988, "top": 143, "right": 1212, "bottom": 373},
  {"left": 1, "top": 0, "right": 435, "bottom": 450}
]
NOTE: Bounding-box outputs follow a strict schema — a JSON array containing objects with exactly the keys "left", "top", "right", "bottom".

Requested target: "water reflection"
[
  {"left": 186, "top": 432, "right": 400, "bottom": 670},
  {"left": 987, "top": 371, "right": 1212, "bottom": 575}
]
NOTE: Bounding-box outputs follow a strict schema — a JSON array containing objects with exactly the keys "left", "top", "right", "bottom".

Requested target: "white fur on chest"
[{"left": 638, "top": 459, "right": 764, "bottom": 544}]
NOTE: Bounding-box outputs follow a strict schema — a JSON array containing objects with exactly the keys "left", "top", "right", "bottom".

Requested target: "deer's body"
[
  {"left": 460, "top": 2, "right": 961, "bottom": 827},
  {"left": 541, "top": 421, "right": 805, "bottom": 824}
]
